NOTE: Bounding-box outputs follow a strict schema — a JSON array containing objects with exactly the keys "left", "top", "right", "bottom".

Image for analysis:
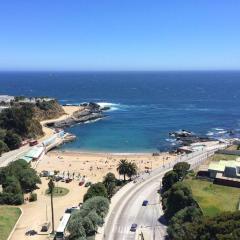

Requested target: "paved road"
[
  {"left": 0, "top": 145, "right": 30, "bottom": 167},
  {"left": 103, "top": 144, "right": 226, "bottom": 240}
]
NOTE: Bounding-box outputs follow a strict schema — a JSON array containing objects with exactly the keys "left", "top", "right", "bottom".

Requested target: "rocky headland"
[{"left": 46, "top": 102, "right": 109, "bottom": 128}]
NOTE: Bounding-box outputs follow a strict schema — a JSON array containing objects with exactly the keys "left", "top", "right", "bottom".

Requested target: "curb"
[{"left": 7, "top": 207, "right": 23, "bottom": 240}]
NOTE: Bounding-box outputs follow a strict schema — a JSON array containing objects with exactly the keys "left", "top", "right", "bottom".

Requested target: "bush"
[{"left": 29, "top": 193, "right": 37, "bottom": 202}]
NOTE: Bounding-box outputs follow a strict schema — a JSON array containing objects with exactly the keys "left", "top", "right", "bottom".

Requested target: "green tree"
[
  {"left": 3, "top": 176, "right": 22, "bottom": 194},
  {"left": 162, "top": 170, "right": 179, "bottom": 193},
  {"left": 83, "top": 182, "right": 108, "bottom": 202},
  {"left": 18, "top": 168, "right": 41, "bottom": 193},
  {"left": 162, "top": 182, "right": 196, "bottom": 220},
  {"left": 127, "top": 162, "right": 138, "bottom": 180},
  {"left": 68, "top": 197, "right": 109, "bottom": 238},
  {"left": 167, "top": 206, "right": 202, "bottom": 240},
  {"left": 0, "top": 140, "right": 9, "bottom": 156},
  {"left": 80, "top": 196, "right": 110, "bottom": 219},
  {"left": 173, "top": 162, "right": 190, "bottom": 180},
  {"left": 4, "top": 131, "right": 21, "bottom": 150},
  {"left": 103, "top": 172, "right": 116, "bottom": 198},
  {"left": 67, "top": 212, "right": 87, "bottom": 240},
  {"left": 117, "top": 159, "right": 129, "bottom": 181}
]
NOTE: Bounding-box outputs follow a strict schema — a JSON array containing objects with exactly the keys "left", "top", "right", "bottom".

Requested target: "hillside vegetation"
[{"left": 0, "top": 99, "right": 64, "bottom": 156}]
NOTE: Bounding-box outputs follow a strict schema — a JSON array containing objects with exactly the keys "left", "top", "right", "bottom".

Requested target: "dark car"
[
  {"left": 142, "top": 200, "right": 149, "bottom": 206},
  {"left": 130, "top": 223, "right": 138, "bottom": 232}
]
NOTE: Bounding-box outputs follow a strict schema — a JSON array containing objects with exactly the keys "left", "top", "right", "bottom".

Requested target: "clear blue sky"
[{"left": 0, "top": 0, "right": 240, "bottom": 70}]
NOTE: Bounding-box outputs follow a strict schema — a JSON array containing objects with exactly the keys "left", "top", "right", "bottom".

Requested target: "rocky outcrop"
[{"left": 47, "top": 102, "right": 106, "bottom": 128}]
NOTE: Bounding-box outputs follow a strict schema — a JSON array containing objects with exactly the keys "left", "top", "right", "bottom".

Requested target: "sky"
[{"left": 0, "top": 0, "right": 240, "bottom": 71}]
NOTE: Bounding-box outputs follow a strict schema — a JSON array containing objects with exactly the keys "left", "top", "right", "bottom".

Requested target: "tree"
[
  {"left": 3, "top": 176, "right": 22, "bottom": 194},
  {"left": 48, "top": 178, "right": 55, "bottom": 234},
  {"left": 67, "top": 212, "right": 87, "bottom": 240},
  {"left": 167, "top": 206, "right": 202, "bottom": 240},
  {"left": 173, "top": 162, "right": 190, "bottom": 180},
  {"left": 162, "top": 182, "right": 196, "bottom": 220},
  {"left": 83, "top": 183, "right": 108, "bottom": 202},
  {"left": 117, "top": 159, "right": 129, "bottom": 181},
  {"left": 4, "top": 131, "right": 21, "bottom": 150},
  {"left": 80, "top": 196, "right": 110, "bottom": 219},
  {"left": 167, "top": 211, "right": 240, "bottom": 240},
  {"left": 68, "top": 197, "right": 109, "bottom": 238},
  {"left": 103, "top": 172, "right": 117, "bottom": 198},
  {"left": 18, "top": 168, "right": 41, "bottom": 193},
  {"left": 0, "top": 140, "right": 8, "bottom": 156},
  {"left": 127, "top": 162, "right": 138, "bottom": 180},
  {"left": 162, "top": 170, "right": 179, "bottom": 193}
]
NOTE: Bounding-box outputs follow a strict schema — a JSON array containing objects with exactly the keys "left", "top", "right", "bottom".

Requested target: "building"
[{"left": 208, "top": 160, "right": 240, "bottom": 178}]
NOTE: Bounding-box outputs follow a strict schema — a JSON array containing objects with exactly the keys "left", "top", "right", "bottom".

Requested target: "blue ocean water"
[{"left": 0, "top": 71, "right": 240, "bottom": 152}]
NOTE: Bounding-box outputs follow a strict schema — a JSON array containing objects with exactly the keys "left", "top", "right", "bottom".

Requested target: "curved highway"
[{"left": 102, "top": 144, "right": 226, "bottom": 240}]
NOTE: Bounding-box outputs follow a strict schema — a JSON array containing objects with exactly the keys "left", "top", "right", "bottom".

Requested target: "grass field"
[
  {"left": 45, "top": 186, "right": 69, "bottom": 197},
  {"left": 211, "top": 153, "right": 238, "bottom": 161},
  {"left": 184, "top": 178, "right": 240, "bottom": 217},
  {"left": 0, "top": 206, "right": 21, "bottom": 240}
]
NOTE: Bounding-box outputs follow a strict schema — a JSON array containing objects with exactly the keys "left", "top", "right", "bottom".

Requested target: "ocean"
[{"left": 1, "top": 71, "right": 240, "bottom": 152}]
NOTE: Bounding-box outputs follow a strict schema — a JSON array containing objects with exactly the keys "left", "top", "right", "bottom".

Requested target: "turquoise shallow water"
[{"left": 1, "top": 71, "right": 240, "bottom": 152}]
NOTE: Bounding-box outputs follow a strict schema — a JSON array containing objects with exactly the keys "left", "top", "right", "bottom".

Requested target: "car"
[
  {"left": 130, "top": 223, "right": 138, "bottom": 232},
  {"left": 142, "top": 200, "right": 149, "bottom": 206}
]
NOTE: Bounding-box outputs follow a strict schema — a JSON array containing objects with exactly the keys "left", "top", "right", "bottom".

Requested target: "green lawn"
[
  {"left": 0, "top": 206, "right": 21, "bottom": 240},
  {"left": 184, "top": 178, "right": 240, "bottom": 217},
  {"left": 45, "top": 187, "right": 69, "bottom": 197},
  {"left": 211, "top": 153, "right": 238, "bottom": 161}
]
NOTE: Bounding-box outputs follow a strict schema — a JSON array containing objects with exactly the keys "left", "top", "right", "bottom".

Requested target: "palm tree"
[
  {"left": 127, "top": 162, "right": 138, "bottom": 180},
  {"left": 117, "top": 159, "right": 129, "bottom": 181},
  {"left": 48, "top": 178, "right": 55, "bottom": 234}
]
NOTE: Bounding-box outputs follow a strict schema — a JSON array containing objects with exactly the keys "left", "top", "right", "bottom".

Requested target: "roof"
[
  {"left": 25, "top": 146, "right": 44, "bottom": 159},
  {"left": 208, "top": 160, "right": 240, "bottom": 172},
  {"left": 208, "top": 162, "right": 225, "bottom": 172},
  {"left": 56, "top": 213, "right": 71, "bottom": 233},
  {"left": 19, "top": 156, "right": 33, "bottom": 163}
]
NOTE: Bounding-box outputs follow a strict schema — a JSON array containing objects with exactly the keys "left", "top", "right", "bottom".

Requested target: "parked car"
[
  {"left": 142, "top": 200, "right": 149, "bottom": 206},
  {"left": 130, "top": 223, "right": 138, "bottom": 232}
]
